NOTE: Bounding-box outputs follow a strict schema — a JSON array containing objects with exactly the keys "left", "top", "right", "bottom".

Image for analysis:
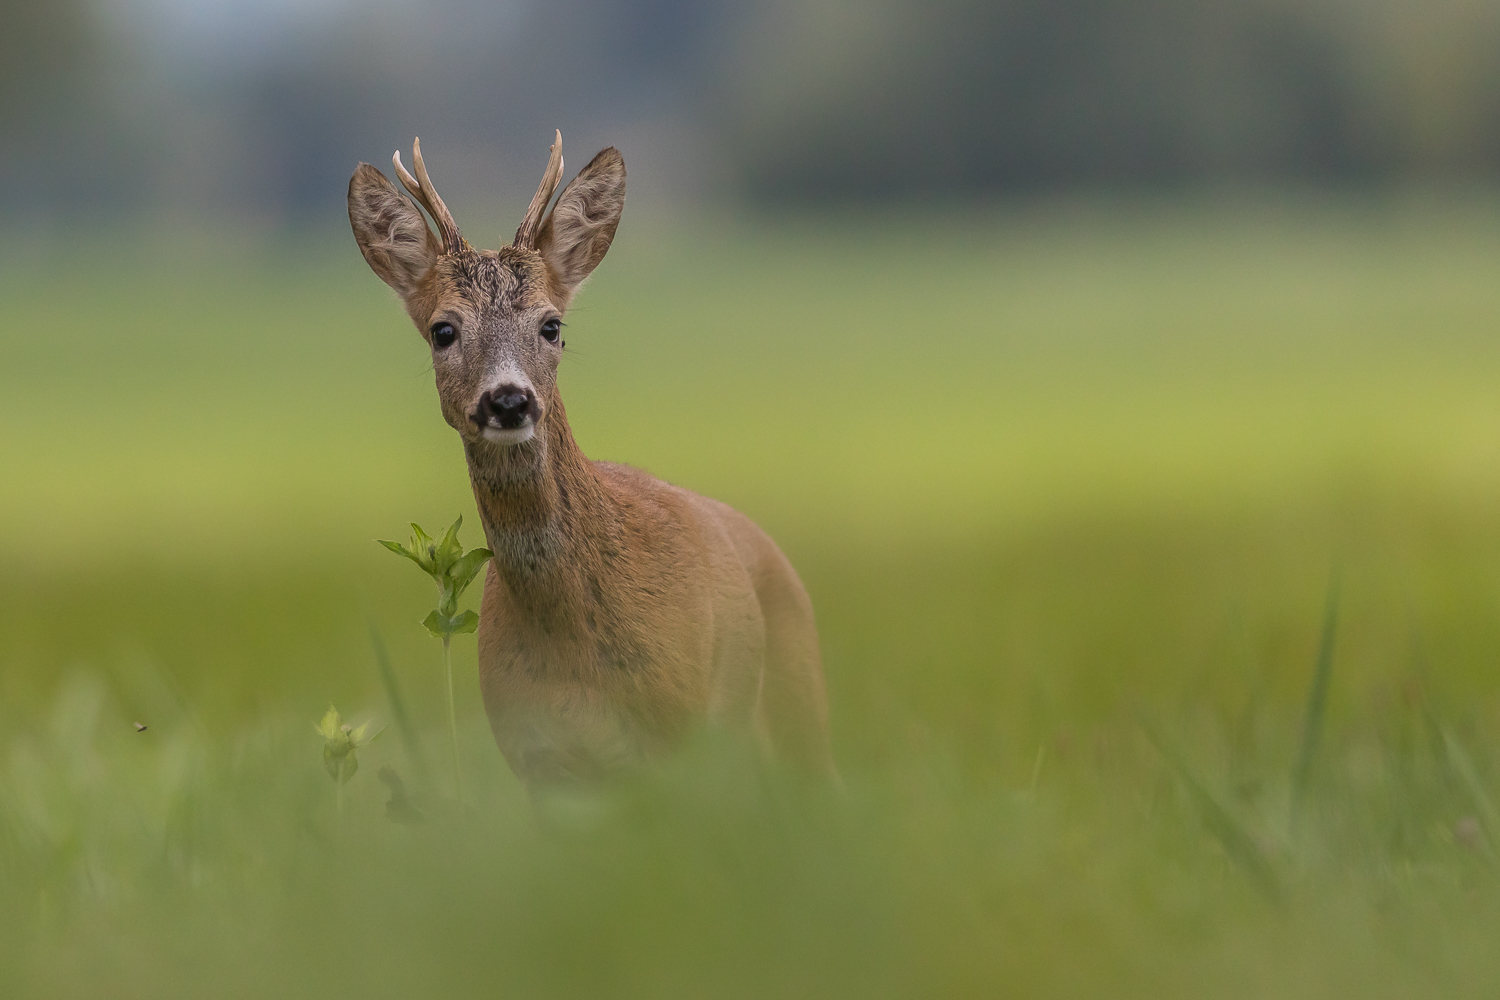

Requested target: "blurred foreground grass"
[{"left": 4, "top": 194, "right": 1500, "bottom": 996}]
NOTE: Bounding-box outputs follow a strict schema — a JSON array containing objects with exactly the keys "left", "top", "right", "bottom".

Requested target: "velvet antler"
[
  {"left": 393, "top": 137, "right": 465, "bottom": 255},
  {"left": 512, "top": 130, "right": 564, "bottom": 250}
]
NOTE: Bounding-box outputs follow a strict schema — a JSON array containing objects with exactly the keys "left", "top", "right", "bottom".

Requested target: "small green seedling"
[
  {"left": 315, "top": 705, "right": 384, "bottom": 820},
  {"left": 378, "top": 516, "right": 492, "bottom": 806}
]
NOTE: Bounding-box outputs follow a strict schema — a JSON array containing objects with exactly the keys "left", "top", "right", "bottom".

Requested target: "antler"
[
  {"left": 393, "top": 137, "right": 464, "bottom": 256},
  {"left": 512, "top": 130, "right": 564, "bottom": 250}
]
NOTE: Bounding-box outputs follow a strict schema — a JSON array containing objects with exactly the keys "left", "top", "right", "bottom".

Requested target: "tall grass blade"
[
  {"left": 1442, "top": 728, "right": 1500, "bottom": 859},
  {"left": 1290, "top": 565, "right": 1340, "bottom": 832},
  {"left": 1141, "top": 716, "right": 1281, "bottom": 903},
  {"left": 1403, "top": 625, "right": 1452, "bottom": 768},
  {"left": 369, "top": 625, "right": 428, "bottom": 778}
]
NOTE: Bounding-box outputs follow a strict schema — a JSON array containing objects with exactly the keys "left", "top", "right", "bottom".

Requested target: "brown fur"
[{"left": 349, "top": 137, "right": 834, "bottom": 792}]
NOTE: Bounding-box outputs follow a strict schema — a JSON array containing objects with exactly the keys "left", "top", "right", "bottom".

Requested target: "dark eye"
[
  {"left": 540, "top": 318, "right": 562, "bottom": 344},
  {"left": 430, "top": 322, "right": 457, "bottom": 349}
]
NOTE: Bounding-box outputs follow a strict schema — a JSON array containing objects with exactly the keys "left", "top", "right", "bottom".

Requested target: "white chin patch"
[{"left": 481, "top": 424, "right": 535, "bottom": 445}]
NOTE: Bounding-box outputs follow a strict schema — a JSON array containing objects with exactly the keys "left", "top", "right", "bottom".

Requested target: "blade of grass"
[
  {"left": 369, "top": 625, "right": 428, "bottom": 779},
  {"left": 1442, "top": 728, "right": 1500, "bottom": 859},
  {"left": 1403, "top": 623, "right": 1450, "bottom": 769},
  {"left": 1140, "top": 715, "right": 1281, "bottom": 903},
  {"left": 1290, "top": 564, "right": 1340, "bottom": 832}
]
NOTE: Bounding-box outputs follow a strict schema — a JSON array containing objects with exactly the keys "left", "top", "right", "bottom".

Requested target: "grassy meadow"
[{"left": 4, "top": 193, "right": 1500, "bottom": 996}]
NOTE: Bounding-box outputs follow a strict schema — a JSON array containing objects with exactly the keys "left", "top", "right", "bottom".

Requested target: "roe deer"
[{"left": 348, "top": 132, "right": 835, "bottom": 793}]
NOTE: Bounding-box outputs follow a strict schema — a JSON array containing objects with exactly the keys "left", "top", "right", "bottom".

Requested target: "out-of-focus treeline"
[{"left": 3, "top": 0, "right": 1499, "bottom": 221}]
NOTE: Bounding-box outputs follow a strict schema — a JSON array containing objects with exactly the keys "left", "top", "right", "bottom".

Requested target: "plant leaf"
[
  {"left": 451, "top": 610, "right": 480, "bottom": 634},
  {"left": 349, "top": 721, "right": 386, "bottom": 747},
  {"left": 315, "top": 705, "right": 344, "bottom": 740},
  {"left": 408, "top": 523, "right": 438, "bottom": 573},
  {"left": 422, "top": 609, "right": 448, "bottom": 638},
  {"left": 434, "top": 516, "right": 464, "bottom": 575},
  {"left": 376, "top": 538, "right": 417, "bottom": 562},
  {"left": 323, "top": 743, "right": 350, "bottom": 782},
  {"left": 449, "top": 548, "right": 494, "bottom": 597}
]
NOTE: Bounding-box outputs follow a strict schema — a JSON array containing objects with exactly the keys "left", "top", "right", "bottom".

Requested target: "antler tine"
[
  {"left": 411, "top": 138, "right": 463, "bottom": 253},
  {"left": 513, "top": 129, "right": 564, "bottom": 250},
  {"left": 392, "top": 138, "right": 464, "bottom": 255},
  {"left": 392, "top": 147, "right": 444, "bottom": 248},
  {"left": 391, "top": 150, "right": 424, "bottom": 206}
]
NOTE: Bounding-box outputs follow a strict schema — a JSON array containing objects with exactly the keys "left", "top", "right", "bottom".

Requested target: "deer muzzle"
[{"left": 473, "top": 384, "right": 541, "bottom": 443}]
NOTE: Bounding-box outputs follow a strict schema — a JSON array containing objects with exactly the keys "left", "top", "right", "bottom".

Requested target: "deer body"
[{"left": 349, "top": 134, "right": 833, "bottom": 791}]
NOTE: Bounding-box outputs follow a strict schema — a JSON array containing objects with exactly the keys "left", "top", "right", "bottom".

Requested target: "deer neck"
[{"left": 464, "top": 392, "right": 610, "bottom": 608}]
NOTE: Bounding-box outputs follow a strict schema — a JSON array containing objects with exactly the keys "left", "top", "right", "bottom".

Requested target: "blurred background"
[
  {"left": 5, "top": 1, "right": 1500, "bottom": 997},
  {"left": 6, "top": 0, "right": 1500, "bottom": 223}
]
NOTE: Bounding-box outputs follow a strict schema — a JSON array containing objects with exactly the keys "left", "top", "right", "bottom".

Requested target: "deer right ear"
[{"left": 348, "top": 163, "right": 440, "bottom": 299}]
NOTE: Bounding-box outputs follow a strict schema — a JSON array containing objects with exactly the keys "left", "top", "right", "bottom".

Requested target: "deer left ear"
[{"left": 537, "top": 147, "right": 626, "bottom": 302}]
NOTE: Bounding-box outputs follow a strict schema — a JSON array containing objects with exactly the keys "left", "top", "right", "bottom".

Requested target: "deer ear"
[
  {"left": 348, "top": 163, "right": 440, "bottom": 299},
  {"left": 536, "top": 147, "right": 626, "bottom": 301}
]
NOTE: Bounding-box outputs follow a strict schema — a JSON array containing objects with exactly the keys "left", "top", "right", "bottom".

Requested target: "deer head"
[{"left": 348, "top": 132, "right": 626, "bottom": 447}]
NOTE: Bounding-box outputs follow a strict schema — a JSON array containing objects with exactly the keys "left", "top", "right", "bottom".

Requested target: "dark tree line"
[{"left": 3, "top": 0, "right": 1499, "bottom": 217}]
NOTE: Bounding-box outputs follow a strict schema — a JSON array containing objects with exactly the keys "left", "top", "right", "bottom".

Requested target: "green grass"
[{"left": 5, "top": 193, "right": 1500, "bottom": 996}]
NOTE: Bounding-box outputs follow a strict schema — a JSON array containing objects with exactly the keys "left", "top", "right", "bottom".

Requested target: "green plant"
[
  {"left": 314, "top": 705, "right": 383, "bottom": 820},
  {"left": 378, "top": 516, "right": 492, "bottom": 806}
]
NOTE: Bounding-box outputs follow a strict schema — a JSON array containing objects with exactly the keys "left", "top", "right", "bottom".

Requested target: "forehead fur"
[{"left": 419, "top": 246, "right": 556, "bottom": 316}]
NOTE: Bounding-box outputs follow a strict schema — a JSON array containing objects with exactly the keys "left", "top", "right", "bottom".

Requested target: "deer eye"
[
  {"left": 540, "top": 318, "right": 562, "bottom": 344},
  {"left": 430, "top": 322, "right": 457, "bottom": 349}
]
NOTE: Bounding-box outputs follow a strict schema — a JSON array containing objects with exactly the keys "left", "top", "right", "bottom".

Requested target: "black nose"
[{"left": 483, "top": 384, "right": 535, "bottom": 429}]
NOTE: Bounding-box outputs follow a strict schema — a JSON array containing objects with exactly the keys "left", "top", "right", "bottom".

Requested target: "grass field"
[{"left": 5, "top": 193, "right": 1500, "bottom": 997}]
